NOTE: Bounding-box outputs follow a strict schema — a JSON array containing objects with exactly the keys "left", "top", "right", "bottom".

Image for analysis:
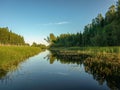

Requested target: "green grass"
[
  {"left": 66, "top": 46, "right": 119, "bottom": 53},
  {"left": 0, "top": 46, "right": 42, "bottom": 71},
  {"left": 50, "top": 46, "right": 120, "bottom": 53},
  {"left": 50, "top": 46, "right": 120, "bottom": 61}
]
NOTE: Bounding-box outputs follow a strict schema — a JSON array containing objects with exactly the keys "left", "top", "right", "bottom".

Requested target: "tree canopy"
[
  {"left": 0, "top": 27, "right": 25, "bottom": 45},
  {"left": 47, "top": 0, "right": 120, "bottom": 47},
  {"left": 31, "top": 42, "right": 46, "bottom": 49}
]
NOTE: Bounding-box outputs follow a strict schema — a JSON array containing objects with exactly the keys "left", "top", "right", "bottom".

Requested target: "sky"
[{"left": 0, "top": 0, "right": 117, "bottom": 45}]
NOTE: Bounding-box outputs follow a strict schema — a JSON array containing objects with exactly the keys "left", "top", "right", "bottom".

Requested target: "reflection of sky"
[
  {"left": 0, "top": 50, "right": 109, "bottom": 90},
  {"left": 0, "top": 0, "right": 116, "bottom": 45}
]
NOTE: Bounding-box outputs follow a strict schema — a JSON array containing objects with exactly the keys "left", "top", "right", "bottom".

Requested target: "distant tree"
[
  {"left": 116, "top": 0, "right": 120, "bottom": 19},
  {"left": 31, "top": 42, "right": 37, "bottom": 47},
  {"left": 95, "top": 14, "right": 104, "bottom": 25},
  {"left": 25, "top": 43, "right": 30, "bottom": 46},
  {"left": 44, "top": 33, "right": 56, "bottom": 45},
  {"left": 50, "top": 33, "right": 56, "bottom": 41},
  {"left": 105, "top": 5, "right": 116, "bottom": 24},
  {"left": 0, "top": 27, "right": 25, "bottom": 45},
  {"left": 31, "top": 42, "right": 46, "bottom": 49}
]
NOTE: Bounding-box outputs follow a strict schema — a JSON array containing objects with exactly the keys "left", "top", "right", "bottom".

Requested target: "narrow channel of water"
[{"left": 0, "top": 50, "right": 119, "bottom": 90}]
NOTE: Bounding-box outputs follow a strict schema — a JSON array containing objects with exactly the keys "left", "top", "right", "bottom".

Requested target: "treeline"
[
  {"left": 0, "top": 27, "right": 25, "bottom": 45},
  {"left": 31, "top": 42, "right": 46, "bottom": 49},
  {"left": 0, "top": 27, "right": 47, "bottom": 48},
  {"left": 46, "top": 0, "right": 120, "bottom": 47}
]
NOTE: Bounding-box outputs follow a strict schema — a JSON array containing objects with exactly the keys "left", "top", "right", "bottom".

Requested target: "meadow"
[{"left": 0, "top": 46, "right": 42, "bottom": 71}]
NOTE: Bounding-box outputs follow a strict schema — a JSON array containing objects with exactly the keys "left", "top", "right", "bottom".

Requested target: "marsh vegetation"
[
  {"left": 48, "top": 50, "right": 120, "bottom": 90},
  {"left": 0, "top": 46, "right": 42, "bottom": 76}
]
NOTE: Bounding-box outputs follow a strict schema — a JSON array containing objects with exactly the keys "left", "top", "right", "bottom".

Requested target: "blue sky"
[{"left": 0, "top": 0, "right": 117, "bottom": 45}]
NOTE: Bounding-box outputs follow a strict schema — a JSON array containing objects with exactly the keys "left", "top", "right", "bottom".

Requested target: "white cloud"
[
  {"left": 55, "top": 21, "right": 70, "bottom": 25},
  {"left": 39, "top": 21, "right": 70, "bottom": 26}
]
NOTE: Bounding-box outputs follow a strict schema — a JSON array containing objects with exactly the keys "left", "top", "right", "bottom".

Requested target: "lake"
[{"left": 0, "top": 50, "right": 120, "bottom": 90}]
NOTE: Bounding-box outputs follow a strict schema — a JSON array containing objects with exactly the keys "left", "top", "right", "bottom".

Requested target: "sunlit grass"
[
  {"left": 50, "top": 46, "right": 120, "bottom": 54},
  {"left": 0, "top": 46, "right": 42, "bottom": 71},
  {"left": 67, "top": 46, "right": 120, "bottom": 53},
  {"left": 50, "top": 46, "right": 120, "bottom": 61}
]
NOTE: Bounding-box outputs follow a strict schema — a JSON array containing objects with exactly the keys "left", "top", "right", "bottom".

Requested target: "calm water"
[{"left": 0, "top": 50, "right": 119, "bottom": 90}]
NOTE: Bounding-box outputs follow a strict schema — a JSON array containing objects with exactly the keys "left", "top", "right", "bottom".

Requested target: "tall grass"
[
  {"left": 50, "top": 46, "right": 120, "bottom": 61},
  {"left": 0, "top": 46, "right": 42, "bottom": 71},
  {"left": 68, "top": 46, "right": 120, "bottom": 54}
]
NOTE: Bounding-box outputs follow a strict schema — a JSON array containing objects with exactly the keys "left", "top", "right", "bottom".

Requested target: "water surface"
[{"left": 0, "top": 50, "right": 119, "bottom": 90}]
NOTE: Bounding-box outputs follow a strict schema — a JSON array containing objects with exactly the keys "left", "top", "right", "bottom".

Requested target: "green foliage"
[
  {"left": 48, "top": 0, "right": 120, "bottom": 48},
  {"left": 105, "top": 5, "right": 116, "bottom": 24},
  {"left": 47, "top": 32, "right": 82, "bottom": 47},
  {"left": 0, "top": 27, "right": 25, "bottom": 45},
  {"left": 44, "top": 33, "right": 56, "bottom": 45},
  {"left": 116, "top": 0, "right": 120, "bottom": 20},
  {"left": 31, "top": 42, "right": 37, "bottom": 47},
  {"left": 31, "top": 42, "right": 46, "bottom": 49}
]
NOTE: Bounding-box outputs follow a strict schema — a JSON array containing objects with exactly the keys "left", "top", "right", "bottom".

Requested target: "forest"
[
  {"left": 0, "top": 27, "right": 25, "bottom": 45},
  {"left": 46, "top": 0, "right": 120, "bottom": 47},
  {"left": 0, "top": 27, "right": 46, "bottom": 48}
]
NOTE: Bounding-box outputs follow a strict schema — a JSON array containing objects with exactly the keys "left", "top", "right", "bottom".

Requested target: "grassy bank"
[
  {"left": 50, "top": 46, "right": 120, "bottom": 61},
  {"left": 0, "top": 46, "right": 42, "bottom": 71},
  {"left": 50, "top": 46, "right": 120, "bottom": 53},
  {"left": 67, "top": 47, "right": 120, "bottom": 53}
]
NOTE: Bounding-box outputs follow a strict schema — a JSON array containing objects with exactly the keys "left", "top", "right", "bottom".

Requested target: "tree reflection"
[
  {"left": 0, "top": 59, "right": 25, "bottom": 82},
  {"left": 0, "top": 68, "right": 7, "bottom": 79},
  {"left": 84, "top": 58, "right": 120, "bottom": 90},
  {"left": 49, "top": 50, "right": 120, "bottom": 90},
  {"left": 48, "top": 50, "right": 91, "bottom": 65}
]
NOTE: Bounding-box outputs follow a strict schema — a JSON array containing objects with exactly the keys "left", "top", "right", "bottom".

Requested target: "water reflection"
[
  {"left": 84, "top": 58, "right": 120, "bottom": 90},
  {"left": 0, "top": 60, "right": 23, "bottom": 82},
  {"left": 0, "top": 69, "right": 7, "bottom": 79},
  {"left": 45, "top": 51, "right": 90, "bottom": 65},
  {"left": 0, "top": 50, "right": 120, "bottom": 90},
  {"left": 0, "top": 50, "right": 45, "bottom": 81},
  {"left": 49, "top": 50, "right": 120, "bottom": 90}
]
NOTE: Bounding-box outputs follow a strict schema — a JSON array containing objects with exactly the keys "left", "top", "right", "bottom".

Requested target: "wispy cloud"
[
  {"left": 55, "top": 21, "right": 70, "bottom": 25},
  {"left": 39, "top": 21, "right": 70, "bottom": 26}
]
